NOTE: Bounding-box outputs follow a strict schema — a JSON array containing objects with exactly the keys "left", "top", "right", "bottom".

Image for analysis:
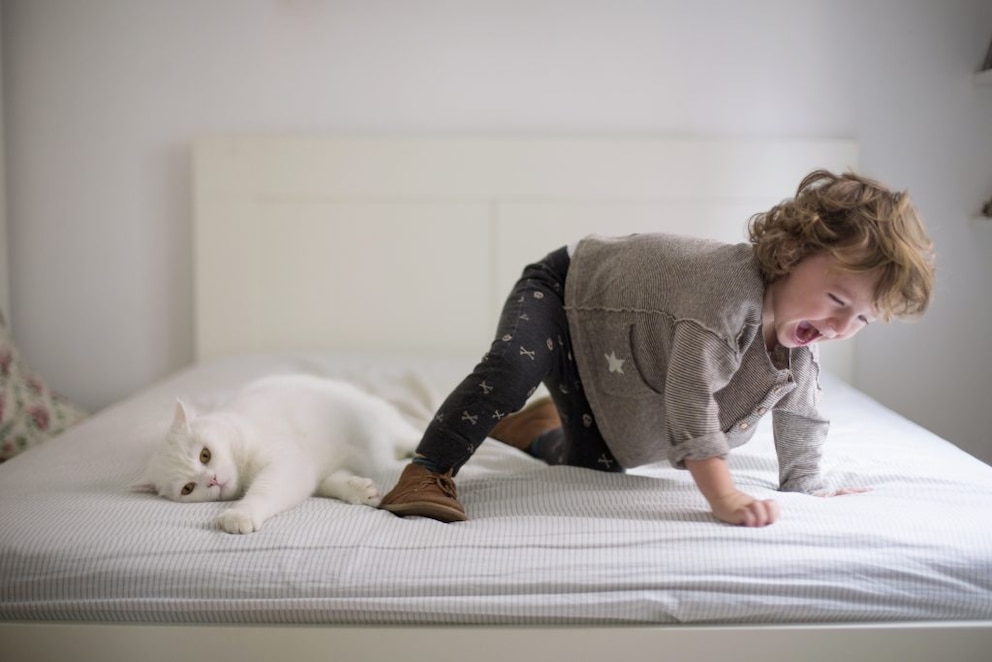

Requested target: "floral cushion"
[{"left": 0, "top": 309, "right": 88, "bottom": 461}]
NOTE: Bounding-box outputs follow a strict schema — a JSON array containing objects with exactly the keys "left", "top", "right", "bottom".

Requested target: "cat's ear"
[{"left": 173, "top": 399, "right": 193, "bottom": 431}]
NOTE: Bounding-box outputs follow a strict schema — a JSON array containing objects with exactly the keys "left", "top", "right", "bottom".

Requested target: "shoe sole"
[{"left": 380, "top": 502, "right": 467, "bottom": 523}]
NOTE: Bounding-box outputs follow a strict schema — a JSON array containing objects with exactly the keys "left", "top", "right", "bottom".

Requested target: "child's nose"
[{"left": 830, "top": 313, "right": 858, "bottom": 338}]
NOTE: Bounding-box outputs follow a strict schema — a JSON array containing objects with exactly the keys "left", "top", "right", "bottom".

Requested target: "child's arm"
[
  {"left": 685, "top": 456, "right": 780, "bottom": 527},
  {"left": 775, "top": 399, "right": 870, "bottom": 497}
]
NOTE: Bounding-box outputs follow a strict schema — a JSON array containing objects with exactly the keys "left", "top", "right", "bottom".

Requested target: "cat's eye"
[
  {"left": 199, "top": 448, "right": 211, "bottom": 464},
  {"left": 181, "top": 482, "right": 196, "bottom": 496}
]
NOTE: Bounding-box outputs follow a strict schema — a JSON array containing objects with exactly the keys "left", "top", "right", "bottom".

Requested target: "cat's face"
[{"left": 136, "top": 401, "right": 242, "bottom": 502}]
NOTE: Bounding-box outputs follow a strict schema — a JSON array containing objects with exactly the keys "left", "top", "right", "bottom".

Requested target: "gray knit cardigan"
[{"left": 564, "top": 233, "right": 828, "bottom": 494}]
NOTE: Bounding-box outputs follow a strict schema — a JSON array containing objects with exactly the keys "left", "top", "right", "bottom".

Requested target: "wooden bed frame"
[{"left": 6, "top": 136, "right": 990, "bottom": 662}]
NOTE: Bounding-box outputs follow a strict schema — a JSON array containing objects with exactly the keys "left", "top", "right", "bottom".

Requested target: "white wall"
[{"left": 3, "top": 0, "right": 991, "bottom": 463}]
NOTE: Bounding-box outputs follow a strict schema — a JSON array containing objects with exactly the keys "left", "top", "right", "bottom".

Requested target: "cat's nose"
[{"left": 208, "top": 475, "right": 219, "bottom": 487}]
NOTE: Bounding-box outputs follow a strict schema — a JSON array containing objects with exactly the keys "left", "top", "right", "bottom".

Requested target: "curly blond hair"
[{"left": 748, "top": 169, "right": 935, "bottom": 321}]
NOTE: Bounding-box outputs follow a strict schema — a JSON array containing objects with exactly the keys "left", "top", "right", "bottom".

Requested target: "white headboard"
[{"left": 193, "top": 136, "right": 858, "bottom": 379}]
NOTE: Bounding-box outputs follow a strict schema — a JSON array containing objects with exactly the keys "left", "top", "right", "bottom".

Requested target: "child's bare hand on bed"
[
  {"left": 710, "top": 491, "right": 780, "bottom": 527},
  {"left": 685, "top": 456, "right": 779, "bottom": 527}
]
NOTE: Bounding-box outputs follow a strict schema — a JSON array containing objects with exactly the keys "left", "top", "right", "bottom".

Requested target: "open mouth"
[{"left": 794, "top": 321, "right": 822, "bottom": 346}]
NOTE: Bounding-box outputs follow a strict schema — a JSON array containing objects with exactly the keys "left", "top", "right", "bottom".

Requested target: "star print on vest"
[{"left": 605, "top": 351, "right": 626, "bottom": 374}]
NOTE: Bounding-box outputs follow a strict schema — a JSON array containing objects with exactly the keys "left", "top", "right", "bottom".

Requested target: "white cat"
[{"left": 134, "top": 374, "right": 421, "bottom": 534}]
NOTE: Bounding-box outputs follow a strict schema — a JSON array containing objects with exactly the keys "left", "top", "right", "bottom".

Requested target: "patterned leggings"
[{"left": 414, "top": 247, "right": 622, "bottom": 476}]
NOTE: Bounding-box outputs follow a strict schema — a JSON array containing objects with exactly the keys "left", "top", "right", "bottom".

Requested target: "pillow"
[{"left": 0, "top": 309, "right": 88, "bottom": 461}]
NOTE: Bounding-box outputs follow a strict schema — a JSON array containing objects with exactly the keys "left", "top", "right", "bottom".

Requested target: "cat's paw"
[
  {"left": 217, "top": 507, "right": 262, "bottom": 534},
  {"left": 343, "top": 476, "right": 382, "bottom": 507}
]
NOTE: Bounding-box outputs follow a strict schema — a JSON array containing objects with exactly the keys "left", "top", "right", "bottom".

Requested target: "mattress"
[{"left": 1, "top": 353, "right": 990, "bottom": 625}]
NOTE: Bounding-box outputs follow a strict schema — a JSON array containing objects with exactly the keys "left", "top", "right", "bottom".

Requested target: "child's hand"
[
  {"left": 710, "top": 491, "right": 780, "bottom": 527},
  {"left": 684, "top": 457, "right": 779, "bottom": 527}
]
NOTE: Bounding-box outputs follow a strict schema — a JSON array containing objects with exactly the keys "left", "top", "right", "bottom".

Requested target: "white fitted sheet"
[{"left": 1, "top": 353, "right": 990, "bottom": 625}]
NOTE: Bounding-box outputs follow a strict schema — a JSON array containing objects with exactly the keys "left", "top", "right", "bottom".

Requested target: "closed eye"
[
  {"left": 181, "top": 482, "right": 196, "bottom": 496},
  {"left": 831, "top": 293, "right": 871, "bottom": 325}
]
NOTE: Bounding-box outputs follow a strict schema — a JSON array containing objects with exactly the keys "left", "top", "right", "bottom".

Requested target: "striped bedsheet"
[{"left": 1, "top": 353, "right": 990, "bottom": 625}]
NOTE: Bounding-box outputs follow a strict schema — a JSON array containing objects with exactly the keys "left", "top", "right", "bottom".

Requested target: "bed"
[{"left": 2, "top": 136, "right": 991, "bottom": 661}]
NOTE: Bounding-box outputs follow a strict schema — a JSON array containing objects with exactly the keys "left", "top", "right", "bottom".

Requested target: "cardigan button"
[{"left": 738, "top": 422, "right": 750, "bottom": 430}]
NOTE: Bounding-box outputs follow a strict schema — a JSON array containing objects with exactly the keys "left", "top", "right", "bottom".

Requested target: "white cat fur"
[{"left": 135, "top": 374, "right": 421, "bottom": 534}]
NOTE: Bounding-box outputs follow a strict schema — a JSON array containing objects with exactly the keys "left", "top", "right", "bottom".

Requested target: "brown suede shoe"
[
  {"left": 379, "top": 463, "right": 467, "bottom": 522},
  {"left": 489, "top": 396, "right": 561, "bottom": 451}
]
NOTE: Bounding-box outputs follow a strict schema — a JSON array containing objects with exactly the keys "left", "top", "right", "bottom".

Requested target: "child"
[{"left": 379, "top": 169, "right": 935, "bottom": 526}]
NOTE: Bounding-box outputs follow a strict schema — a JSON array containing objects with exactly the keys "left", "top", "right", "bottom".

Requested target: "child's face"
[{"left": 763, "top": 252, "right": 879, "bottom": 350}]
